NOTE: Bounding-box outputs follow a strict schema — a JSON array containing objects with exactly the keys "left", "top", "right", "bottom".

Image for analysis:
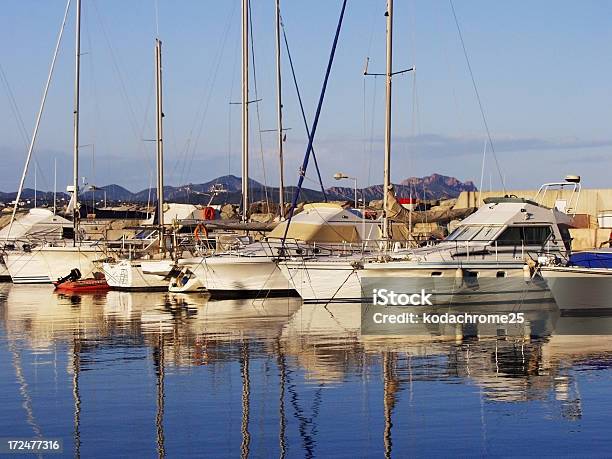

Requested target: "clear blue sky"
[{"left": 2, "top": 0, "right": 612, "bottom": 193}]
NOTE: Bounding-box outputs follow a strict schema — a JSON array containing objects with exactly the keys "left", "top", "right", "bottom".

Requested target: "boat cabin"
[{"left": 428, "top": 196, "right": 573, "bottom": 259}]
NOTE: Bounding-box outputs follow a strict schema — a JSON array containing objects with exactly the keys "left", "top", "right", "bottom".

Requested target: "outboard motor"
[{"left": 56, "top": 268, "right": 82, "bottom": 285}]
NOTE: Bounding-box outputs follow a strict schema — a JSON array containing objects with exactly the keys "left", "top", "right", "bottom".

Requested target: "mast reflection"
[
  {"left": 153, "top": 335, "right": 166, "bottom": 458},
  {"left": 72, "top": 334, "right": 81, "bottom": 459},
  {"left": 240, "top": 341, "right": 250, "bottom": 459}
]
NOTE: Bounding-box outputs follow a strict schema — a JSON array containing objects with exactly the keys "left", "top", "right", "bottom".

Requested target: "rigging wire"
[
  {"left": 409, "top": 71, "right": 421, "bottom": 208},
  {"left": 282, "top": 0, "right": 348, "bottom": 244},
  {"left": 228, "top": 33, "right": 241, "bottom": 181},
  {"left": 362, "top": 77, "right": 367, "bottom": 186},
  {"left": 0, "top": 65, "right": 52, "bottom": 191},
  {"left": 279, "top": 15, "right": 327, "bottom": 201},
  {"left": 406, "top": 0, "right": 419, "bottom": 195},
  {"left": 84, "top": 12, "right": 99, "bottom": 198},
  {"left": 92, "top": 0, "right": 154, "bottom": 175},
  {"left": 399, "top": 1, "right": 420, "bottom": 216},
  {"left": 449, "top": 0, "right": 506, "bottom": 193},
  {"left": 247, "top": 0, "right": 270, "bottom": 206},
  {"left": 362, "top": 0, "right": 380, "bottom": 189},
  {"left": 0, "top": 66, "right": 30, "bottom": 148},
  {"left": 5, "top": 0, "right": 71, "bottom": 241},
  {"left": 478, "top": 138, "right": 487, "bottom": 206},
  {"left": 367, "top": 76, "right": 378, "bottom": 189},
  {"left": 175, "top": 1, "right": 237, "bottom": 186}
]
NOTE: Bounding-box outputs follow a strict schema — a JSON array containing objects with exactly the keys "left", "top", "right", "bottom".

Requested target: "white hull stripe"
[{"left": 12, "top": 276, "right": 52, "bottom": 284}]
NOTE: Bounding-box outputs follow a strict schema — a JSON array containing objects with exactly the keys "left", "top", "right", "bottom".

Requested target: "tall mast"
[
  {"left": 241, "top": 0, "right": 249, "bottom": 223},
  {"left": 382, "top": 0, "right": 393, "bottom": 240},
  {"left": 155, "top": 38, "right": 165, "bottom": 250},
  {"left": 72, "top": 0, "right": 82, "bottom": 242},
  {"left": 275, "top": 0, "right": 285, "bottom": 219}
]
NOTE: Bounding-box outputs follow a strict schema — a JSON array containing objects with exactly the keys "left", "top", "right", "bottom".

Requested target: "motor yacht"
[{"left": 280, "top": 195, "right": 573, "bottom": 305}]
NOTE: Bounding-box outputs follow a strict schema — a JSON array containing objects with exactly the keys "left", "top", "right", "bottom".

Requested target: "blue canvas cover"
[{"left": 569, "top": 249, "right": 612, "bottom": 269}]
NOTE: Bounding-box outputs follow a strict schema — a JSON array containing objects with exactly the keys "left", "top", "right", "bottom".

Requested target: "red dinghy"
[
  {"left": 54, "top": 269, "right": 109, "bottom": 292},
  {"left": 54, "top": 278, "right": 109, "bottom": 292}
]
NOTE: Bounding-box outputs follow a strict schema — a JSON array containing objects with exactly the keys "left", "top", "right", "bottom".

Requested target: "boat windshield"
[{"left": 445, "top": 225, "right": 502, "bottom": 242}]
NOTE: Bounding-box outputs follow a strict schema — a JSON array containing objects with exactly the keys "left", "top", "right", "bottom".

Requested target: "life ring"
[{"left": 194, "top": 224, "right": 208, "bottom": 242}]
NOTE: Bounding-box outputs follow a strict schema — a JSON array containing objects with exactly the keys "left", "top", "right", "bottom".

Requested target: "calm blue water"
[{"left": 1, "top": 283, "right": 612, "bottom": 457}]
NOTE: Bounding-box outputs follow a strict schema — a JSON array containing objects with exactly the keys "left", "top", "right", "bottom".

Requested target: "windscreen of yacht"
[
  {"left": 267, "top": 222, "right": 361, "bottom": 243},
  {"left": 445, "top": 225, "right": 502, "bottom": 242}
]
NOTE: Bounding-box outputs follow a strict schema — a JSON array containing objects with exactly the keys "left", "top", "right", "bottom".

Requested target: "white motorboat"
[
  {"left": 177, "top": 203, "right": 381, "bottom": 297},
  {"left": 101, "top": 258, "right": 176, "bottom": 291},
  {"left": 168, "top": 269, "right": 205, "bottom": 293},
  {"left": 280, "top": 195, "right": 574, "bottom": 304},
  {"left": 540, "top": 265, "right": 612, "bottom": 312}
]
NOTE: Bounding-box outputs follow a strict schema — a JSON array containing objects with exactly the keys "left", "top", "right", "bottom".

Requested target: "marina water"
[{"left": 1, "top": 284, "right": 611, "bottom": 457}]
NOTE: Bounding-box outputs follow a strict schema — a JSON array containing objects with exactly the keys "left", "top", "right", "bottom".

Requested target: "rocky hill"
[
  {"left": 327, "top": 173, "right": 477, "bottom": 201},
  {"left": 1, "top": 173, "right": 476, "bottom": 206}
]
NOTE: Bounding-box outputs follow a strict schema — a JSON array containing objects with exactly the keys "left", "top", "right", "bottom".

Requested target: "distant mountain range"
[
  {"left": 0, "top": 174, "right": 477, "bottom": 206},
  {"left": 328, "top": 173, "right": 477, "bottom": 202}
]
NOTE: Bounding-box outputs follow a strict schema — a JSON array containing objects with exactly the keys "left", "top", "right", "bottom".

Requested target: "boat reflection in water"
[{"left": 2, "top": 284, "right": 612, "bottom": 456}]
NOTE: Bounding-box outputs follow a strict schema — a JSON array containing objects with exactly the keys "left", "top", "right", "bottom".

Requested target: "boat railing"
[
  {"left": 265, "top": 237, "right": 420, "bottom": 261},
  {"left": 533, "top": 178, "right": 581, "bottom": 216}
]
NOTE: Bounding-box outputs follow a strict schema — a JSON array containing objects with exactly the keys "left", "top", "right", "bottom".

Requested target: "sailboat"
[
  {"left": 3, "top": 0, "right": 109, "bottom": 284},
  {"left": 174, "top": 0, "right": 365, "bottom": 297},
  {"left": 277, "top": 0, "right": 402, "bottom": 302},
  {"left": 177, "top": 203, "right": 380, "bottom": 296},
  {"left": 101, "top": 38, "right": 177, "bottom": 291},
  {"left": 5, "top": 1, "right": 179, "bottom": 285},
  {"left": 0, "top": 208, "right": 74, "bottom": 282}
]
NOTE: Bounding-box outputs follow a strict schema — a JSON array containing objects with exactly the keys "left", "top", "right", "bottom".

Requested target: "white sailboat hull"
[
  {"left": 5, "top": 245, "right": 103, "bottom": 284},
  {"left": 180, "top": 256, "right": 294, "bottom": 296},
  {"left": 102, "top": 259, "right": 174, "bottom": 290}
]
